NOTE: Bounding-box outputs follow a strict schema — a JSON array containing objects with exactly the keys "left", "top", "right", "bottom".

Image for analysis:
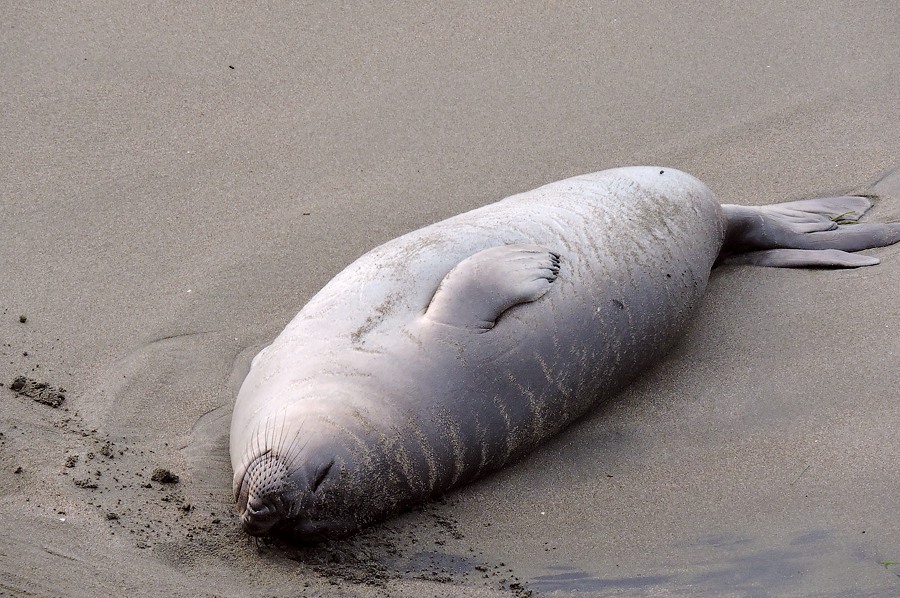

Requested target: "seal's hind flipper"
[
  {"left": 720, "top": 196, "right": 900, "bottom": 268},
  {"left": 423, "top": 244, "right": 560, "bottom": 331},
  {"left": 724, "top": 248, "right": 880, "bottom": 268},
  {"left": 758, "top": 196, "right": 873, "bottom": 222}
]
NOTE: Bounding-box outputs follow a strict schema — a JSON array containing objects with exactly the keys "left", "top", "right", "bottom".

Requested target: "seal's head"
[
  {"left": 233, "top": 443, "right": 359, "bottom": 542},
  {"left": 231, "top": 387, "right": 414, "bottom": 542}
]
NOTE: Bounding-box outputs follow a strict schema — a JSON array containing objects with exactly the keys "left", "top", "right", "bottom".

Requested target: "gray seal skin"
[{"left": 230, "top": 166, "right": 900, "bottom": 541}]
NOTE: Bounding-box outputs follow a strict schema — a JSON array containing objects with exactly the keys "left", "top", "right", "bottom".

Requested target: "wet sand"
[{"left": 2, "top": 2, "right": 899, "bottom": 596}]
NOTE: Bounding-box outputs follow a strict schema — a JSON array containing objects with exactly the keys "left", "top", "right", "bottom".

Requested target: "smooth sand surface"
[{"left": 2, "top": 2, "right": 899, "bottom": 596}]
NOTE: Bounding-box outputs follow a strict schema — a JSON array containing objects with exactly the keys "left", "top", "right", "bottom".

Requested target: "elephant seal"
[{"left": 230, "top": 166, "right": 900, "bottom": 540}]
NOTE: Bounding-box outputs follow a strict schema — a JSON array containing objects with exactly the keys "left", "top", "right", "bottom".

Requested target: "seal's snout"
[
  {"left": 237, "top": 452, "right": 291, "bottom": 536},
  {"left": 241, "top": 495, "right": 281, "bottom": 536}
]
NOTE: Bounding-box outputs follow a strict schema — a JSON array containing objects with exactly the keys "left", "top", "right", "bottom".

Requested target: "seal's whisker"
[
  {"left": 282, "top": 416, "right": 311, "bottom": 473},
  {"left": 275, "top": 408, "right": 290, "bottom": 457},
  {"left": 263, "top": 414, "right": 273, "bottom": 455}
]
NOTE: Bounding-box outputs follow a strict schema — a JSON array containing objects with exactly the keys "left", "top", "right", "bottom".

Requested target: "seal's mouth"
[{"left": 241, "top": 493, "right": 284, "bottom": 536}]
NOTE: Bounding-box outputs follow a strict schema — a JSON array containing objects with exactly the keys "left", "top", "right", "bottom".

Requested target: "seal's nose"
[{"left": 241, "top": 496, "right": 280, "bottom": 536}]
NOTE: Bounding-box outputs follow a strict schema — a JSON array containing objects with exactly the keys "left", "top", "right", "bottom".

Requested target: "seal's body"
[{"left": 230, "top": 166, "right": 899, "bottom": 540}]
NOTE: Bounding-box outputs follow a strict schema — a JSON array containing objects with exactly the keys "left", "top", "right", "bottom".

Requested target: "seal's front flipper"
[
  {"left": 424, "top": 244, "right": 561, "bottom": 331},
  {"left": 720, "top": 196, "right": 900, "bottom": 268}
]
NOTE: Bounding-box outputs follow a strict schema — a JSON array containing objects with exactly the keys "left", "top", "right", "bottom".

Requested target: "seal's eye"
[{"left": 311, "top": 460, "right": 334, "bottom": 493}]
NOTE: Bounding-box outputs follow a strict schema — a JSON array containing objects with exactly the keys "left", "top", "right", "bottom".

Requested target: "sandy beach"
[{"left": 2, "top": 2, "right": 898, "bottom": 596}]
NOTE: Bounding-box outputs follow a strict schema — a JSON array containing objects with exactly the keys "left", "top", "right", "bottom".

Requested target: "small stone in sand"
[{"left": 150, "top": 468, "right": 179, "bottom": 484}]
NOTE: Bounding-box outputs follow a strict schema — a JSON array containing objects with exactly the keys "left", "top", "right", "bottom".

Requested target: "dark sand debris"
[{"left": 9, "top": 376, "right": 66, "bottom": 408}]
